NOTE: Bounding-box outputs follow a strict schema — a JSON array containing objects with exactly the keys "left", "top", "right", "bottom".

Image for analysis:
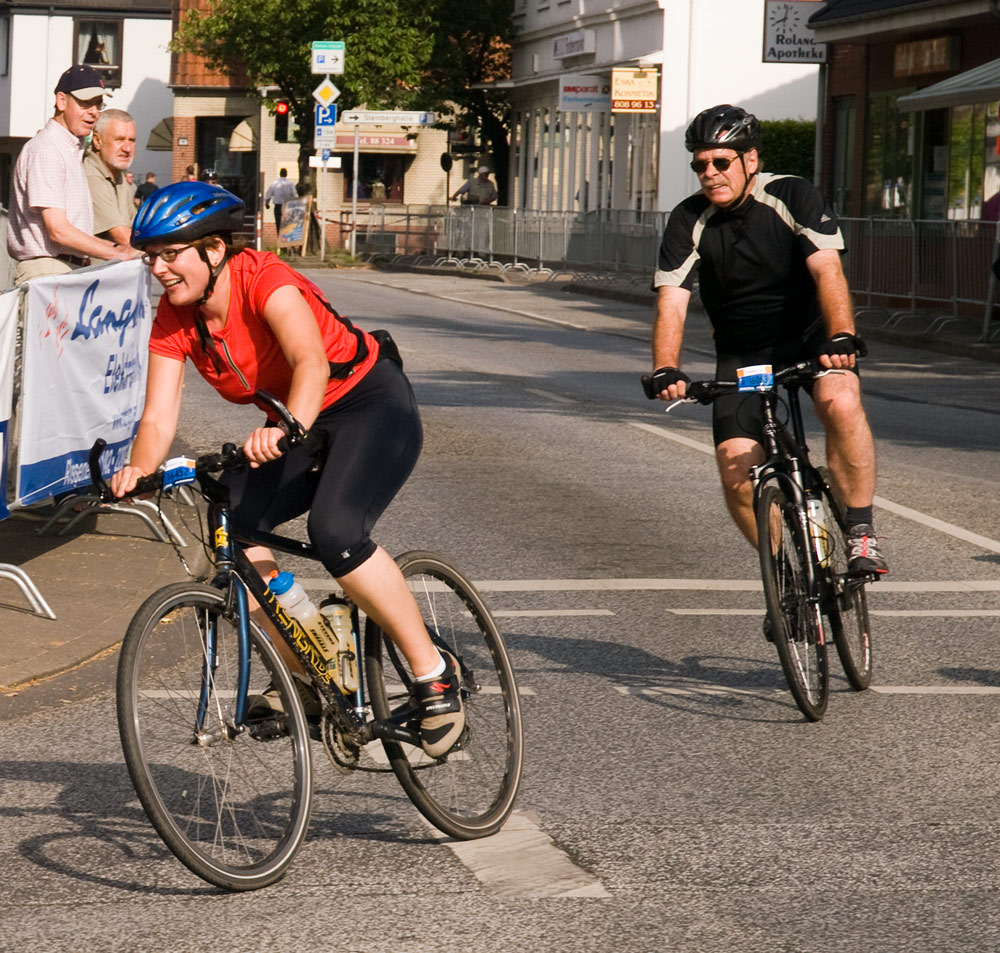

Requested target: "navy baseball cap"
[{"left": 55, "top": 65, "right": 106, "bottom": 99}]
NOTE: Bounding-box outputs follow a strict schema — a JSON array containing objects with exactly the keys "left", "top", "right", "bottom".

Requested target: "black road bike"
[
  {"left": 644, "top": 361, "right": 875, "bottom": 721},
  {"left": 89, "top": 391, "right": 523, "bottom": 890}
]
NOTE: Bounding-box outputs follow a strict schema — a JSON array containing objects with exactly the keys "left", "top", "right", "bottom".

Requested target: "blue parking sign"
[{"left": 315, "top": 104, "right": 337, "bottom": 127}]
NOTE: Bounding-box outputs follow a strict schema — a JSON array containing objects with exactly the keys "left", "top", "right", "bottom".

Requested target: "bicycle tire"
[
  {"left": 817, "top": 467, "right": 873, "bottom": 690},
  {"left": 757, "top": 484, "right": 829, "bottom": 720},
  {"left": 364, "top": 551, "right": 523, "bottom": 839},
  {"left": 117, "top": 582, "right": 313, "bottom": 890}
]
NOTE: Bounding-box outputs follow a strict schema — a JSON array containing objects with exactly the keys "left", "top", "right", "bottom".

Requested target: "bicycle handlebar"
[{"left": 87, "top": 390, "right": 323, "bottom": 502}]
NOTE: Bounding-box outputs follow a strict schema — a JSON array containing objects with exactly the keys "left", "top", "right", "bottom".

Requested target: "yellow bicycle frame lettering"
[
  {"left": 266, "top": 592, "right": 334, "bottom": 685},
  {"left": 214, "top": 527, "right": 229, "bottom": 549}
]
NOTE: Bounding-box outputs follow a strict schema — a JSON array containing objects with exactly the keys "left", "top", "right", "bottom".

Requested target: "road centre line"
[
  {"left": 494, "top": 609, "right": 614, "bottom": 617},
  {"left": 614, "top": 683, "right": 1000, "bottom": 698},
  {"left": 525, "top": 387, "right": 576, "bottom": 404},
  {"left": 667, "top": 608, "right": 1000, "bottom": 618},
  {"left": 630, "top": 420, "right": 1000, "bottom": 554},
  {"left": 424, "top": 810, "right": 610, "bottom": 898}
]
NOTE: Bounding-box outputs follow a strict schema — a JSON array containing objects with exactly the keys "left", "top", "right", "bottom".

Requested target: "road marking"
[
  {"left": 525, "top": 388, "right": 576, "bottom": 404},
  {"left": 426, "top": 810, "right": 610, "bottom": 898},
  {"left": 667, "top": 608, "right": 1000, "bottom": 617},
  {"left": 615, "top": 683, "right": 1000, "bottom": 697},
  {"left": 630, "top": 420, "right": 1000, "bottom": 554},
  {"left": 302, "top": 576, "right": 1000, "bottom": 593},
  {"left": 494, "top": 609, "right": 614, "bottom": 618}
]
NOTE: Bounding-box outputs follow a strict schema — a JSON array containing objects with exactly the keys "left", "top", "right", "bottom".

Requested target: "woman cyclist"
[{"left": 111, "top": 181, "right": 464, "bottom": 758}]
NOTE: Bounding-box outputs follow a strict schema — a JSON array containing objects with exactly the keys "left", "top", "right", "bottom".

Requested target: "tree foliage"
[
  {"left": 759, "top": 118, "right": 816, "bottom": 180},
  {"left": 173, "top": 0, "right": 434, "bottom": 179},
  {"left": 415, "top": 0, "right": 513, "bottom": 203}
]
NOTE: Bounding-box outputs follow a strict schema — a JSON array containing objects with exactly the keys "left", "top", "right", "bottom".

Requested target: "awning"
[
  {"left": 897, "top": 57, "right": 1000, "bottom": 112},
  {"left": 229, "top": 114, "right": 259, "bottom": 152},
  {"left": 146, "top": 116, "right": 173, "bottom": 151}
]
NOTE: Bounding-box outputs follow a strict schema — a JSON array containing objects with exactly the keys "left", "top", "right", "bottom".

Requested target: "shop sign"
[
  {"left": 611, "top": 69, "right": 658, "bottom": 113},
  {"left": 894, "top": 37, "right": 959, "bottom": 79},
  {"left": 333, "top": 133, "right": 417, "bottom": 152},
  {"left": 558, "top": 74, "right": 611, "bottom": 112},
  {"left": 763, "top": 1, "right": 827, "bottom": 64},
  {"left": 553, "top": 30, "right": 595, "bottom": 60}
]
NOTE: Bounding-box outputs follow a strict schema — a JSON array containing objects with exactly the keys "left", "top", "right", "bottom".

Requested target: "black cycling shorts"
[
  {"left": 223, "top": 357, "right": 423, "bottom": 578},
  {"left": 711, "top": 324, "right": 858, "bottom": 447}
]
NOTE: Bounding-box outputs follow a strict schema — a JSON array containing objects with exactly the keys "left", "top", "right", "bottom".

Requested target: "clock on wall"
[{"left": 768, "top": 2, "right": 802, "bottom": 33}]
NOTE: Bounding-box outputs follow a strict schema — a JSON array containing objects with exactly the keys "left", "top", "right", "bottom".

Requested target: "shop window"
[
  {"left": 864, "top": 94, "right": 914, "bottom": 218},
  {"left": 831, "top": 96, "right": 855, "bottom": 217},
  {"left": 75, "top": 20, "right": 123, "bottom": 88},
  {"left": 946, "top": 101, "right": 1000, "bottom": 221},
  {"left": 341, "top": 154, "right": 408, "bottom": 203}
]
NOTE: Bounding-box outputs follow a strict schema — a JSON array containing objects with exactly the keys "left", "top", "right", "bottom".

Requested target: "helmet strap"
[
  {"left": 193, "top": 241, "right": 232, "bottom": 375},
  {"left": 723, "top": 153, "right": 757, "bottom": 210}
]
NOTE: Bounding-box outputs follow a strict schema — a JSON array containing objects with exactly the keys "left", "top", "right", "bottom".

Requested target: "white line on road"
[
  {"left": 524, "top": 387, "right": 576, "bottom": 404},
  {"left": 494, "top": 608, "right": 614, "bottom": 617},
  {"left": 630, "top": 420, "right": 1000, "bottom": 554},
  {"left": 667, "top": 608, "right": 1000, "bottom": 617},
  {"left": 615, "top": 683, "right": 1000, "bottom": 697},
  {"left": 871, "top": 686, "right": 1000, "bottom": 695},
  {"left": 426, "top": 810, "right": 610, "bottom": 898}
]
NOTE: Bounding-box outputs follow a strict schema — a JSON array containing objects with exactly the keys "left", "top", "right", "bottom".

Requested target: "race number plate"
[{"left": 737, "top": 364, "right": 774, "bottom": 392}]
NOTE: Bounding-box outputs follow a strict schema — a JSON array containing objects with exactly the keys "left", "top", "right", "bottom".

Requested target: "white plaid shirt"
[{"left": 8, "top": 118, "right": 93, "bottom": 261}]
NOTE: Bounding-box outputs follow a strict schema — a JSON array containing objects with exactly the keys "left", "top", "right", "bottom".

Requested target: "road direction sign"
[
  {"left": 312, "top": 78, "right": 340, "bottom": 107},
  {"left": 311, "top": 40, "right": 344, "bottom": 75},
  {"left": 340, "top": 110, "right": 436, "bottom": 126},
  {"left": 314, "top": 104, "right": 338, "bottom": 147}
]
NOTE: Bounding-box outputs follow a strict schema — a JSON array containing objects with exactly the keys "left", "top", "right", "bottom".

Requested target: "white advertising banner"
[
  {"left": 15, "top": 261, "right": 151, "bottom": 506},
  {"left": 558, "top": 74, "right": 611, "bottom": 113},
  {"left": 0, "top": 288, "right": 20, "bottom": 519}
]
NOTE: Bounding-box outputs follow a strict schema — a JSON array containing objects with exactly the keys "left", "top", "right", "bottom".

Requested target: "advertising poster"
[
  {"left": 15, "top": 260, "right": 151, "bottom": 506},
  {"left": 0, "top": 288, "right": 20, "bottom": 519},
  {"left": 277, "top": 195, "right": 313, "bottom": 252}
]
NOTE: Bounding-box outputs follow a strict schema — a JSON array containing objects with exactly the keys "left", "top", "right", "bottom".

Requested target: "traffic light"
[{"left": 274, "top": 101, "right": 290, "bottom": 142}]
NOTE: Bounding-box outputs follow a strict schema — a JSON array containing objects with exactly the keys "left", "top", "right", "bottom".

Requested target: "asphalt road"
[{"left": 2, "top": 269, "right": 1000, "bottom": 952}]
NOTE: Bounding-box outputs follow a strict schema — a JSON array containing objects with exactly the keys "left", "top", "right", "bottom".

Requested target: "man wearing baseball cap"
[{"left": 7, "top": 64, "right": 139, "bottom": 284}]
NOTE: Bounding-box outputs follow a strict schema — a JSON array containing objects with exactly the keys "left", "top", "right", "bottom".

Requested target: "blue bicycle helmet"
[{"left": 131, "top": 181, "right": 244, "bottom": 248}]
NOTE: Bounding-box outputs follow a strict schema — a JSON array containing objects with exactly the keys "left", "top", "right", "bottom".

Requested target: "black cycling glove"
[
  {"left": 642, "top": 366, "right": 691, "bottom": 399},
  {"left": 819, "top": 332, "right": 867, "bottom": 360}
]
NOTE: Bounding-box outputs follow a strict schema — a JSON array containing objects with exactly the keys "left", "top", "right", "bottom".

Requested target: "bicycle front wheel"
[
  {"left": 117, "top": 582, "right": 313, "bottom": 891},
  {"left": 818, "top": 468, "right": 873, "bottom": 690},
  {"left": 365, "top": 552, "right": 523, "bottom": 839},
  {"left": 757, "top": 485, "right": 829, "bottom": 721}
]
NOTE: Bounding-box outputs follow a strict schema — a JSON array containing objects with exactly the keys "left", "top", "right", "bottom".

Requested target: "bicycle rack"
[
  {"left": 0, "top": 563, "right": 56, "bottom": 619},
  {"left": 34, "top": 494, "right": 188, "bottom": 546}
]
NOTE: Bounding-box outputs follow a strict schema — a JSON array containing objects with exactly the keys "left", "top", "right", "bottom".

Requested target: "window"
[
  {"left": 946, "top": 101, "right": 1000, "bottom": 221},
  {"left": 864, "top": 94, "right": 914, "bottom": 218},
  {"left": 341, "top": 154, "right": 409, "bottom": 203},
  {"left": 75, "top": 19, "right": 123, "bottom": 88},
  {"left": 831, "top": 96, "right": 855, "bottom": 217}
]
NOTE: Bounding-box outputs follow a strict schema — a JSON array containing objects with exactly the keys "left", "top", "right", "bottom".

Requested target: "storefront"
[{"left": 810, "top": 0, "right": 1000, "bottom": 221}]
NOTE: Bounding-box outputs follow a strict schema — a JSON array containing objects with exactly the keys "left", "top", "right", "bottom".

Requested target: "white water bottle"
[
  {"left": 267, "top": 571, "right": 340, "bottom": 675},
  {"left": 320, "top": 597, "right": 358, "bottom": 693},
  {"left": 805, "top": 499, "right": 830, "bottom": 567}
]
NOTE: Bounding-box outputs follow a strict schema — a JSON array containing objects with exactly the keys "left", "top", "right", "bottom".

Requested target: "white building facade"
[
  {"left": 0, "top": 1, "right": 174, "bottom": 209},
  {"left": 509, "top": 0, "right": 822, "bottom": 213}
]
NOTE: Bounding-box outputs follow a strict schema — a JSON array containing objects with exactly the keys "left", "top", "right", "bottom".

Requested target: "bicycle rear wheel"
[
  {"left": 117, "top": 582, "right": 313, "bottom": 891},
  {"left": 365, "top": 551, "right": 523, "bottom": 839},
  {"left": 817, "top": 468, "right": 873, "bottom": 690},
  {"left": 757, "top": 485, "right": 829, "bottom": 720}
]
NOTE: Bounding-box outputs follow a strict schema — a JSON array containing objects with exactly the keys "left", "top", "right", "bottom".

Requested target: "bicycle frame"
[{"left": 196, "top": 476, "right": 423, "bottom": 751}]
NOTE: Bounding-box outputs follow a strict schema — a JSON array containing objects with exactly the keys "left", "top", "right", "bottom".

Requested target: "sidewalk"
[
  {"left": 1, "top": 263, "right": 996, "bottom": 698},
  {"left": 0, "top": 498, "right": 199, "bottom": 693}
]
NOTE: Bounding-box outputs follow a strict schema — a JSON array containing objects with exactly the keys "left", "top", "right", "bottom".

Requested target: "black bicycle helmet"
[
  {"left": 685, "top": 104, "right": 761, "bottom": 153},
  {"left": 131, "top": 181, "right": 244, "bottom": 248}
]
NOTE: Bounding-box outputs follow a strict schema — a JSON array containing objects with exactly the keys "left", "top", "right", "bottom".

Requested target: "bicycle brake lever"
[{"left": 663, "top": 397, "right": 697, "bottom": 414}]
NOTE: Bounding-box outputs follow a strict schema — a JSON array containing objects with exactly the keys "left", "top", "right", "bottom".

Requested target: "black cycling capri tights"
[{"left": 223, "top": 358, "right": 423, "bottom": 578}]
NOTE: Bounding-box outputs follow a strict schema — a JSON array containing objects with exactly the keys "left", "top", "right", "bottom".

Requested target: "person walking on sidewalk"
[
  {"left": 646, "top": 103, "right": 888, "bottom": 585},
  {"left": 110, "top": 181, "right": 465, "bottom": 758},
  {"left": 264, "top": 168, "right": 298, "bottom": 234}
]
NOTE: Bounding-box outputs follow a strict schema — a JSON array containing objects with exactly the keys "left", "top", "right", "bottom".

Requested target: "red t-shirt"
[{"left": 148, "top": 249, "right": 379, "bottom": 416}]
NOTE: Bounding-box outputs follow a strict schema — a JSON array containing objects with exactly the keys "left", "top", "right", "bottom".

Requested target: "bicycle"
[
  {"left": 643, "top": 360, "right": 875, "bottom": 721},
  {"left": 88, "top": 391, "right": 524, "bottom": 891}
]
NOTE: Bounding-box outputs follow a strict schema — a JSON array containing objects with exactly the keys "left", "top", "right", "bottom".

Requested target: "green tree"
[
  {"left": 415, "top": 0, "right": 512, "bottom": 204},
  {"left": 173, "top": 0, "right": 435, "bottom": 181},
  {"left": 759, "top": 118, "right": 816, "bottom": 180}
]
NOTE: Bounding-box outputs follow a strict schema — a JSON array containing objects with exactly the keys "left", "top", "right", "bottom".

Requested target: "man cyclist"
[{"left": 646, "top": 103, "right": 888, "bottom": 590}]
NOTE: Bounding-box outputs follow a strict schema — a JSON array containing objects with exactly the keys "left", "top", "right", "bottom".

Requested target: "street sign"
[
  {"left": 313, "top": 104, "right": 338, "bottom": 147},
  {"left": 311, "top": 40, "right": 345, "bottom": 75},
  {"left": 309, "top": 154, "right": 341, "bottom": 168},
  {"left": 340, "top": 110, "right": 436, "bottom": 126},
  {"left": 312, "top": 78, "right": 340, "bottom": 107}
]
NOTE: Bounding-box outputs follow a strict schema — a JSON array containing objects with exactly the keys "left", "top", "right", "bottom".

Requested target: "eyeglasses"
[
  {"left": 69, "top": 94, "right": 105, "bottom": 111},
  {"left": 142, "top": 244, "right": 195, "bottom": 266},
  {"left": 690, "top": 156, "right": 737, "bottom": 174}
]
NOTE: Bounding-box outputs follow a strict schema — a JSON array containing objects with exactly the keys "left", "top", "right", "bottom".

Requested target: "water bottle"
[
  {"left": 267, "top": 571, "right": 340, "bottom": 682},
  {"left": 320, "top": 597, "right": 359, "bottom": 693},
  {"left": 805, "top": 498, "right": 830, "bottom": 567}
]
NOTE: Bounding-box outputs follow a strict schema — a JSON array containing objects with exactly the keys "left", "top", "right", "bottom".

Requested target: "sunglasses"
[
  {"left": 142, "top": 244, "right": 195, "bottom": 266},
  {"left": 690, "top": 156, "right": 738, "bottom": 174}
]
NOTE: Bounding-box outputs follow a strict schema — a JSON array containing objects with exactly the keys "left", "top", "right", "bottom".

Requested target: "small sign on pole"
[
  {"left": 340, "top": 110, "right": 436, "bottom": 126},
  {"left": 311, "top": 40, "right": 345, "bottom": 75},
  {"left": 314, "top": 103, "right": 338, "bottom": 148}
]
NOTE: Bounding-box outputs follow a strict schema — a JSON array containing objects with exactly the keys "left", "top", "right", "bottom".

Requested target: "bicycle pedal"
[{"left": 248, "top": 716, "right": 289, "bottom": 741}]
